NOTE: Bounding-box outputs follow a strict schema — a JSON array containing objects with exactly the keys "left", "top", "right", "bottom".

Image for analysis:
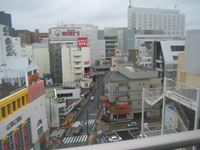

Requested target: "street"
[{"left": 59, "top": 76, "right": 104, "bottom": 148}]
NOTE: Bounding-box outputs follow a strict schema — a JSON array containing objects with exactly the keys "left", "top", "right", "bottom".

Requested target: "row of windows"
[
  {"left": 0, "top": 119, "right": 32, "bottom": 150},
  {"left": 57, "top": 93, "right": 73, "bottom": 98},
  {"left": 0, "top": 95, "right": 28, "bottom": 121}
]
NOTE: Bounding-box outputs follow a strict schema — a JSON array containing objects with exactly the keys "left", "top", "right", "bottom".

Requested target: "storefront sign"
[
  {"left": 78, "top": 37, "right": 89, "bottom": 47},
  {"left": 7, "top": 116, "right": 22, "bottom": 130},
  {"left": 84, "top": 61, "right": 90, "bottom": 65},
  {"left": 54, "top": 30, "right": 80, "bottom": 37}
]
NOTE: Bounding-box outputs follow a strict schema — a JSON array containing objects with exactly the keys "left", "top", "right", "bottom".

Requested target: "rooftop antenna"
[{"left": 128, "top": 0, "right": 132, "bottom": 8}]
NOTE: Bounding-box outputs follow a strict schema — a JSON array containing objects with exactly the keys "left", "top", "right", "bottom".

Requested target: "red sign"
[
  {"left": 84, "top": 60, "right": 90, "bottom": 65},
  {"left": 62, "top": 30, "right": 80, "bottom": 37},
  {"left": 78, "top": 37, "right": 89, "bottom": 47}
]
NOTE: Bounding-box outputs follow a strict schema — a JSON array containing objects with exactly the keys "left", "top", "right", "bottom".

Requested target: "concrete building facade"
[
  {"left": 49, "top": 25, "right": 91, "bottom": 83},
  {"left": 102, "top": 27, "right": 135, "bottom": 58},
  {"left": 0, "top": 25, "right": 16, "bottom": 65},
  {"left": 104, "top": 64, "right": 161, "bottom": 120},
  {"left": 128, "top": 3, "right": 185, "bottom": 36},
  {"left": 0, "top": 57, "right": 48, "bottom": 150},
  {"left": 49, "top": 24, "right": 105, "bottom": 65},
  {"left": 177, "top": 30, "right": 200, "bottom": 88}
]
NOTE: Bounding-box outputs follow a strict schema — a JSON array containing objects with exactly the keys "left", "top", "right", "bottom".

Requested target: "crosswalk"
[
  {"left": 63, "top": 135, "right": 88, "bottom": 144},
  {"left": 81, "top": 119, "right": 95, "bottom": 125}
]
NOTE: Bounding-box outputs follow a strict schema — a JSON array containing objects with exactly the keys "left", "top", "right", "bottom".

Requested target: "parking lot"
[{"left": 96, "top": 127, "right": 141, "bottom": 144}]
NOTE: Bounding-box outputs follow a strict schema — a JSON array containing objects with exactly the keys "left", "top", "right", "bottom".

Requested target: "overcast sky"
[{"left": 0, "top": 0, "right": 200, "bottom": 32}]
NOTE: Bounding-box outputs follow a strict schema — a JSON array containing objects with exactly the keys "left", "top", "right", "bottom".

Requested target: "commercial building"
[
  {"left": 0, "top": 57, "right": 48, "bottom": 150},
  {"left": 128, "top": 2, "right": 185, "bottom": 36},
  {"left": 51, "top": 83, "right": 81, "bottom": 128},
  {"left": 49, "top": 24, "right": 105, "bottom": 65},
  {"left": 177, "top": 30, "right": 200, "bottom": 88},
  {"left": 104, "top": 64, "right": 161, "bottom": 120},
  {"left": 0, "top": 11, "right": 13, "bottom": 36},
  {"left": 49, "top": 25, "right": 92, "bottom": 83}
]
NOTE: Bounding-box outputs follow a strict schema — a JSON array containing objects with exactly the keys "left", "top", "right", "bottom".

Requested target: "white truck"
[{"left": 72, "top": 121, "right": 83, "bottom": 135}]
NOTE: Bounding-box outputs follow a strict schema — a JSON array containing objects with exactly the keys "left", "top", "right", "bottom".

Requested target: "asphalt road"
[{"left": 60, "top": 76, "right": 105, "bottom": 148}]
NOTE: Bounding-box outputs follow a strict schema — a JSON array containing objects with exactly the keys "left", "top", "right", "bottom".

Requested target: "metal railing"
[
  {"left": 174, "top": 103, "right": 190, "bottom": 129},
  {"left": 165, "top": 78, "right": 198, "bottom": 102},
  {"left": 60, "top": 130, "right": 200, "bottom": 150}
]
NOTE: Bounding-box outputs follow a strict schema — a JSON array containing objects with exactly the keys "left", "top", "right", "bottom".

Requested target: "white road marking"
[
  {"left": 63, "top": 137, "right": 66, "bottom": 142},
  {"left": 63, "top": 135, "right": 88, "bottom": 144}
]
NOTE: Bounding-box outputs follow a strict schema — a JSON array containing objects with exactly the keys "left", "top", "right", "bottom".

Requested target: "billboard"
[{"left": 78, "top": 37, "right": 89, "bottom": 47}]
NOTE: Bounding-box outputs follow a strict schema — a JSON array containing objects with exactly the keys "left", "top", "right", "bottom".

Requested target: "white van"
[{"left": 90, "top": 96, "right": 95, "bottom": 101}]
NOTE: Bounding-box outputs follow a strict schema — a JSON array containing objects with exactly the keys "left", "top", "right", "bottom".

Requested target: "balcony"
[
  {"left": 74, "top": 52, "right": 82, "bottom": 57},
  {"left": 74, "top": 64, "right": 82, "bottom": 68},
  {"left": 156, "top": 59, "right": 163, "bottom": 63},
  {"left": 74, "top": 70, "right": 82, "bottom": 74},
  {"left": 74, "top": 59, "right": 81, "bottom": 63}
]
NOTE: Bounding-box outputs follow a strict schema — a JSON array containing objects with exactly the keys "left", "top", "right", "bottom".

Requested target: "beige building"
[
  {"left": 177, "top": 30, "right": 200, "bottom": 88},
  {"left": 104, "top": 64, "right": 162, "bottom": 120},
  {"left": 177, "top": 53, "right": 200, "bottom": 88}
]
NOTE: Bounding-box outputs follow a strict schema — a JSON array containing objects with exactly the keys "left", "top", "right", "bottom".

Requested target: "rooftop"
[
  {"left": 104, "top": 72, "right": 129, "bottom": 82},
  {"left": 0, "top": 83, "right": 26, "bottom": 100}
]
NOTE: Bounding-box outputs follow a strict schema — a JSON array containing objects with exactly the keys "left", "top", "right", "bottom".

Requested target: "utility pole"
[
  {"left": 86, "top": 108, "right": 89, "bottom": 135},
  {"left": 49, "top": 96, "right": 52, "bottom": 130}
]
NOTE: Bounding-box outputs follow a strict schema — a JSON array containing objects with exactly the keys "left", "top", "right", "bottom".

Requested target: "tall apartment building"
[
  {"left": 0, "top": 11, "right": 13, "bottom": 36},
  {"left": 49, "top": 26, "right": 91, "bottom": 83},
  {"left": 128, "top": 2, "right": 185, "bottom": 36}
]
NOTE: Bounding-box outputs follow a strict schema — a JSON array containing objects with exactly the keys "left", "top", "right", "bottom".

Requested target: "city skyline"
[{"left": 0, "top": 0, "right": 200, "bottom": 32}]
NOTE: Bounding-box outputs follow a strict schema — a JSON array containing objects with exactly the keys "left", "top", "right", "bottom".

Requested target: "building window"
[
  {"left": 7, "top": 104, "right": 11, "bottom": 114},
  {"left": 1, "top": 107, "right": 6, "bottom": 118},
  {"left": 27, "top": 71, "right": 32, "bottom": 76},
  {"left": 33, "top": 69, "right": 37, "bottom": 74},
  {"left": 22, "top": 96, "right": 25, "bottom": 106},
  {"left": 12, "top": 101, "right": 16, "bottom": 111},
  {"left": 17, "top": 99, "right": 21, "bottom": 108},
  {"left": 171, "top": 46, "right": 185, "bottom": 52},
  {"left": 173, "top": 56, "right": 178, "bottom": 60}
]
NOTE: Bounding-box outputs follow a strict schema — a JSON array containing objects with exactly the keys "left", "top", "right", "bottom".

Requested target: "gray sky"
[{"left": 0, "top": 0, "right": 199, "bottom": 32}]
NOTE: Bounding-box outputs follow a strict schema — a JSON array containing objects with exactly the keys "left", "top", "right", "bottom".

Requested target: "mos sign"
[
  {"left": 54, "top": 30, "right": 80, "bottom": 37},
  {"left": 78, "top": 37, "right": 89, "bottom": 47}
]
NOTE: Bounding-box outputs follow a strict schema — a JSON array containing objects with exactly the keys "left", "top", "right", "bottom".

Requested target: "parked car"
[
  {"left": 90, "top": 96, "right": 95, "bottom": 101},
  {"left": 108, "top": 136, "right": 122, "bottom": 142},
  {"left": 127, "top": 121, "right": 137, "bottom": 127}
]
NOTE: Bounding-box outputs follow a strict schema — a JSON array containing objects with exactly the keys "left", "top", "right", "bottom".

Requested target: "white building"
[
  {"left": 128, "top": 2, "right": 185, "bottom": 36},
  {"left": 0, "top": 25, "right": 16, "bottom": 65},
  {"left": 61, "top": 46, "right": 90, "bottom": 83},
  {"left": 49, "top": 24, "right": 105, "bottom": 65},
  {"left": 15, "top": 41, "right": 51, "bottom": 77},
  {"left": 49, "top": 26, "right": 92, "bottom": 83},
  {"left": 51, "top": 85, "right": 81, "bottom": 128}
]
